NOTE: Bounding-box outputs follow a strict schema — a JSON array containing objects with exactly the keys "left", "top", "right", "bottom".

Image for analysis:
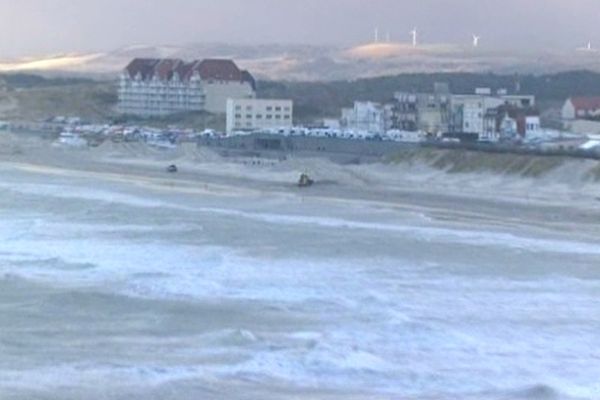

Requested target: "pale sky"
[{"left": 0, "top": 0, "right": 598, "bottom": 57}]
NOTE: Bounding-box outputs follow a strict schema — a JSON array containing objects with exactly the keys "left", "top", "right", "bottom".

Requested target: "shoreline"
[{"left": 2, "top": 134, "right": 600, "bottom": 244}]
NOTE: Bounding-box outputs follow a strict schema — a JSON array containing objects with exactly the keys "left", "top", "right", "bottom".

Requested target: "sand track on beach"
[{"left": 3, "top": 132, "right": 600, "bottom": 238}]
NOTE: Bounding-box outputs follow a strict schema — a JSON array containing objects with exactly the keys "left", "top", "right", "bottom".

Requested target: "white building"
[
  {"left": 483, "top": 105, "right": 540, "bottom": 142},
  {"left": 391, "top": 87, "right": 451, "bottom": 135},
  {"left": 561, "top": 97, "right": 600, "bottom": 133},
  {"left": 118, "top": 58, "right": 256, "bottom": 116},
  {"left": 562, "top": 97, "right": 600, "bottom": 121},
  {"left": 226, "top": 98, "right": 293, "bottom": 135},
  {"left": 451, "top": 89, "right": 536, "bottom": 137},
  {"left": 341, "top": 102, "right": 388, "bottom": 134}
]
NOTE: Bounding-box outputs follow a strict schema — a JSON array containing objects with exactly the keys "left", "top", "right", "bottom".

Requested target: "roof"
[
  {"left": 124, "top": 58, "right": 255, "bottom": 85},
  {"left": 125, "top": 58, "right": 160, "bottom": 80},
  {"left": 154, "top": 59, "right": 183, "bottom": 81},
  {"left": 569, "top": 97, "right": 600, "bottom": 111},
  {"left": 196, "top": 59, "right": 243, "bottom": 81}
]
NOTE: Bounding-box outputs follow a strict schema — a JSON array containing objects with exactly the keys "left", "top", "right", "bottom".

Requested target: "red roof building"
[
  {"left": 562, "top": 97, "right": 600, "bottom": 121},
  {"left": 124, "top": 58, "right": 254, "bottom": 87},
  {"left": 119, "top": 58, "right": 256, "bottom": 116}
]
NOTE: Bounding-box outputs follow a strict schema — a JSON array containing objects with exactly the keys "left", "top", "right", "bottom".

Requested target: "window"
[
  {"left": 275, "top": 115, "right": 281, "bottom": 119},
  {"left": 256, "top": 114, "right": 263, "bottom": 119},
  {"left": 266, "top": 106, "right": 273, "bottom": 111},
  {"left": 266, "top": 115, "right": 273, "bottom": 119},
  {"left": 235, "top": 114, "right": 242, "bottom": 118},
  {"left": 235, "top": 105, "right": 242, "bottom": 111},
  {"left": 284, "top": 115, "right": 291, "bottom": 120},
  {"left": 275, "top": 106, "right": 282, "bottom": 111},
  {"left": 246, "top": 114, "right": 252, "bottom": 119}
]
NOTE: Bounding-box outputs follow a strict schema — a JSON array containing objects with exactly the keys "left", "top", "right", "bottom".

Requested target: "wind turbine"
[
  {"left": 472, "top": 34, "right": 480, "bottom": 48},
  {"left": 410, "top": 28, "right": 418, "bottom": 47},
  {"left": 577, "top": 40, "right": 595, "bottom": 52}
]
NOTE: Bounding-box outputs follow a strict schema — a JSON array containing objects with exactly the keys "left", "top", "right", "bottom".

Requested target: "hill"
[{"left": 4, "top": 43, "right": 600, "bottom": 81}]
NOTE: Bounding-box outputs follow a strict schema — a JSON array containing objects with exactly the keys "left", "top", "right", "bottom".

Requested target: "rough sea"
[{"left": 1, "top": 167, "right": 599, "bottom": 400}]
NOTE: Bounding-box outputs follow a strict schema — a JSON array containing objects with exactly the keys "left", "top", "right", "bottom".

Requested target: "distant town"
[{"left": 5, "top": 56, "right": 600, "bottom": 160}]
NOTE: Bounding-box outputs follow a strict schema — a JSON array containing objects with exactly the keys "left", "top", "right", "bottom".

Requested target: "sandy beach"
[{"left": 4, "top": 133, "right": 600, "bottom": 237}]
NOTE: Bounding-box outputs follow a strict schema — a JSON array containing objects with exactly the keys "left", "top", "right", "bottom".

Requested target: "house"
[
  {"left": 226, "top": 98, "right": 293, "bottom": 135},
  {"left": 118, "top": 58, "right": 256, "bottom": 116},
  {"left": 451, "top": 89, "right": 535, "bottom": 137},
  {"left": 483, "top": 105, "right": 540, "bottom": 142},
  {"left": 562, "top": 97, "right": 600, "bottom": 121}
]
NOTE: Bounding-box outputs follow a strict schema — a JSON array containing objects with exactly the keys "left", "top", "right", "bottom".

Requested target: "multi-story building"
[
  {"left": 483, "top": 105, "right": 540, "bottom": 142},
  {"left": 226, "top": 98, "right": 293, "bottom": 134},
  {"left": 451, "top": 89, "right": 536, "bottom": 139},
  {"left": 118, "top": 58, "right": 256, "bottom": 116},
  {"left": 390, "top": 84, "right": 451, "bottom": 134},
  {"left": 340, "top": 101, "right": 389, "bottom": 134}
]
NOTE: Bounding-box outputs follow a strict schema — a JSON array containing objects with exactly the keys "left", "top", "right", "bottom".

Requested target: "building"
[
  {"left": 389, "top": 84, "right": 536, "bottom": 137},
  {"left": 562, "top": 97, "right": 600, "bottom": 133},
  {"left": 483, "top": 105, "right": 540, "bottom": 142},
  {"left": 226, "top": 98, "right": 293, "bottom": 134},
  {"left": 340, "top": 102, "right": 389, "bottom": 134},
  {"left": 451, "top": 89, "right": 536, "bottom": 137},
  {"left": 390, "top": 83, "right": 451, "bottom": 134},
  {"left": 452, "top": 95, "right": 503, "bottom": 137},
  {"left": 562, "top": 97, "right": 600, "bottom": 121},
  {"left": 118, "top": 58, "right": 256, "bottom": 116}
]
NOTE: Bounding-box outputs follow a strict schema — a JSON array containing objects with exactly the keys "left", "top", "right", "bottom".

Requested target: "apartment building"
[
  {"left": 391, "top": 84, "right": 451, "bottom": 134},
  {"left": 226, "top": 98, "right": 293, "bottom": 134},
  {"left": 483, "top": 105, "right": 540, "bottom": 142},
  {"left": 340, "top": 102, "right": 389, "bottom": 134},
  {"left": 451, "top": 89, "right": 536, "bottom": 139},
  {"left": 118, "top": 58, "right": 256, "bottom": 116}
]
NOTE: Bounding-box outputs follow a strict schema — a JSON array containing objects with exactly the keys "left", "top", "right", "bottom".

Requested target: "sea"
[{"left": 1, "top": 166, "right": 599, "bottom": 400}]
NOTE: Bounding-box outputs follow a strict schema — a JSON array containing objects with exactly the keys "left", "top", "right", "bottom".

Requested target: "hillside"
[{"left": 4, "top": 43, "right": 600, "bottom": 81}]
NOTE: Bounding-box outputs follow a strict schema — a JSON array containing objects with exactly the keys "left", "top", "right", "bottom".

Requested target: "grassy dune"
[
  {"left": 0, "top": 81, "right": 116, "bottom": 121},
  {"left": 389, "top": 148, "right": 600, "bottom": 180}
]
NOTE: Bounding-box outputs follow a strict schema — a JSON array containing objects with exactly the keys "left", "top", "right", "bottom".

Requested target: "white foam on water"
[
  {"left": 3, "top": 179, "right": 600, "bottom": 256},
  {"left": 0, "top": 363, "right": 209, "bottom": 391},
  {"left": 2, "top": 179, "right": 600, "bottom": 397}
]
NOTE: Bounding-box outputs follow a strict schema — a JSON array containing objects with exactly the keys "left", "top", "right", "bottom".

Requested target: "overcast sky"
[{"left": 0, "top": 0, "right": 598, "bottom": 57}]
